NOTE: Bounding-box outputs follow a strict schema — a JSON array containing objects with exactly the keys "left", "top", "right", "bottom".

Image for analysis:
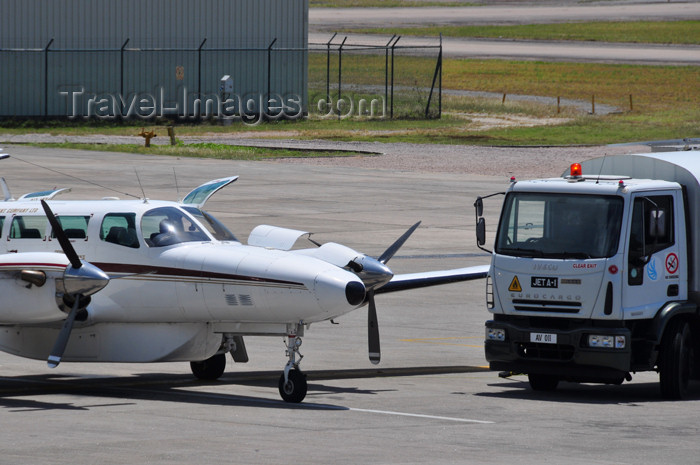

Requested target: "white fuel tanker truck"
[{"left": 478, "top": 150, "right": 700, "bottom": 399}]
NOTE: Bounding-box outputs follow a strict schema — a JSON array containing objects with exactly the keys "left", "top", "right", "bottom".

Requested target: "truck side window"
[
  {"left": 100, "top": 213, "right": 139, "bottom": 248},
  {"left": 628, "top": 195, "right": 674, "bottom": 286}
]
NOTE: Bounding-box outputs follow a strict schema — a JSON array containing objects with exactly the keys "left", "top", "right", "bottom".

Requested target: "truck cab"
[{"left": 480, "top": 152, "right": 700, "bottom": 399}]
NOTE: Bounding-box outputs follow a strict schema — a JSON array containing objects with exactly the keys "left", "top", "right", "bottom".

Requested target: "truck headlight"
[
  {"left": 486, "top": 328, "right": 506, "bottom": 342},
  {"left": 587, "top": 334, "right": 625, "bottom": 349}
]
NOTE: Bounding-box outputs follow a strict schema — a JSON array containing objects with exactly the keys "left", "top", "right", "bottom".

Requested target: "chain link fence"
[
  {"left": 309, "top": 35, "right": 442, "bottom": 120},
  {"left": 0, "top": 36, "right": 442, "bottom": 121}
]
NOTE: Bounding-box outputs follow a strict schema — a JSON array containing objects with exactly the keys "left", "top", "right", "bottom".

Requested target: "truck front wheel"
[
  {"left": 528, "top": 373, "right": 559, "bottom": 391},
  {"left": 659, "top": 319, "right": 693, "bottom": 400}
]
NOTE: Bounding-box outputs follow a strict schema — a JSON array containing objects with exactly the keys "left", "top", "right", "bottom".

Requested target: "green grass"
[
  {"left": 3, "top": 58, "right": 699, "bottom": 148},
  {"left": 29, "top": 142, "right": 370, "bottom": 160},
  {"left": 342, "top": 21, "right": 700, "bottom": 45}
]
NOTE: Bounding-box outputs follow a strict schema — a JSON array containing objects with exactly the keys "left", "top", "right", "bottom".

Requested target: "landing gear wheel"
[
  {"left": 528, "top": 373, "right": 559, "bottom": 391},
  {"left": 278, "top": 369, "right": 307, "bottom": 403},
  {"left": 190, "top": 353, "right": 226, "bottom": 380},
  {"left": 659, "top": 319, "right": 693, "bottom": 400}
]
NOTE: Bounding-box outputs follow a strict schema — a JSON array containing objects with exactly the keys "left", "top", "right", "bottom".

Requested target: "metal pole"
[
  {"left": 438, "top": 33, "right": 442, "bottom": 118},
  {"left": 385, "top": 35, "right": 395, "bottom": 120},
  {"left": 198, "top": 38, "right": 207, "bottom": 102},
  {"left": 326, "top": 33, "right": 337, "bottom": 115},
  {"left": 120, "top": 38, "right": 129, "bottom": 116},
  {"left": 390, "top": 36, "right": 400, "bottom": 119},
  {"left": 338, "top": 36, "right": 347, "bottom": 120},
  {"left": 425, "top": 34, "right": 442, "bottom": 119},
  {"left": 44, "top": 38, "right": 54, "bottom": 118},
  {"left": 267, "top": 38, "right": 277, "bottom": 119}
]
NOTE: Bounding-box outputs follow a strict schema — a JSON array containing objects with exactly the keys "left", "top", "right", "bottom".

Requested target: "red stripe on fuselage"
[{"left": 91, "top": 262, "right": 304, "bottom": 287}]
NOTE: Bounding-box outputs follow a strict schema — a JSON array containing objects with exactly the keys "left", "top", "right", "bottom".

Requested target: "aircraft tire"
[
  {"left": 190, "top": 353, "right": 226, "bottom": 380},
  {"left": 278, "top": 369, "right": 307, "bottom": 403},
  {"left": 659, "top": 319, "right": 692, "bottom": 400}
]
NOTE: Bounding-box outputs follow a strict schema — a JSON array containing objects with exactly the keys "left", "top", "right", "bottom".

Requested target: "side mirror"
[
  {"left": 474, "top": 197, "right": 484, "bottom": 218},
  {"left": 476, "top": 217, "right": 486, "bottom": 246}
]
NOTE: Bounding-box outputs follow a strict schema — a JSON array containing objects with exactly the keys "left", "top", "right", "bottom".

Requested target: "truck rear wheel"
[
  {"left": 528, "top": 373, "right": 559, "bottom": 391},
  {"left": 659, "top": 319, "right": 693, "bottom": 400}
]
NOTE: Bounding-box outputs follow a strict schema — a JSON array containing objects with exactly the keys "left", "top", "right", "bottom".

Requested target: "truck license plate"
[{"left": 530, "top": 332, "right": 557, "bottom": 344}]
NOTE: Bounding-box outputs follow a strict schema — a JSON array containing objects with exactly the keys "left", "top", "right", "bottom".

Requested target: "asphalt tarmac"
[
  {"left": 309, "top": 1, "right": 700, "bottom": 65},
  {"left": 1, "top": 145, "right": 700, "bottom": 464}
]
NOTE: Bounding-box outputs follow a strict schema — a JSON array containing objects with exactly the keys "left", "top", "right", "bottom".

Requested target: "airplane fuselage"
[{"left": 0, "top": 198, "right": 365, "bottom": 363}]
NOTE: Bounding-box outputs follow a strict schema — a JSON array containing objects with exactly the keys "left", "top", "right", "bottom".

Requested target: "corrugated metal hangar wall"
[{"left": 0, "top": 0, "right": 308, "bottom": 118}]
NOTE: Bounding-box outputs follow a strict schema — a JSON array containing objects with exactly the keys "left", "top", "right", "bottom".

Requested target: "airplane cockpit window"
[
  {"left": 182, "top": 206, "right": 239, "bottom": 242},
  {"left": 100, "top": 213, "right": 139, "bottom": 248},
  {"left": 51, "top": 216, "right": 91, "bottom": 240},
  {"left": 9, "top": 216, "right": 47, "bottom": 239},
  {"left": 141, "top": 207, "right": 210, "bottom": 247}
]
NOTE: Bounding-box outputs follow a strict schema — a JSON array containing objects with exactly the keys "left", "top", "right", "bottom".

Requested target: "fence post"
[
  {"left": 120, "top": 38, "right": 129, "bottom": 116},
  {"left": 390, "top": 36, "right": 401, "bottom": 119},
  {"left": 266, "top": 38, "right": 277, "bottom": 119},
  {"left": 384, "top": 35, "right": 396, "bottom": 119},
  {"left": 197, "top": 38, "right": 207, "bottom": 108},
  {"left": 338, "top": 36, "right": 347, "bottom": 120},
  {"left": 44, "top": 38, "right": 54, "bottom": 118},
  {"left": 425, "top": 34, "right": 442, "bottom": 119},
  {"left": 438, "top": 33, "right": 442, "bottom": 118},
  {"left": 326, "top": 33, "right": 337, "bottom": 115}
]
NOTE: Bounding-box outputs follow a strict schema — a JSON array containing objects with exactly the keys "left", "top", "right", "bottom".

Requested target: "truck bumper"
[{"left": 485, "top": 318, "right": 632, "bottom": 382}]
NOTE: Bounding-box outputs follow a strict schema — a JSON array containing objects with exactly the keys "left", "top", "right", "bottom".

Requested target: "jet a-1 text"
[{"left": 0, "top": 152, "right": 486, "bottom": 402}]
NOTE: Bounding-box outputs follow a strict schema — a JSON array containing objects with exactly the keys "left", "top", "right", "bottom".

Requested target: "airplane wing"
[
  {"left": 182, "top": 176, "right": 238, "bottom": 207},
  {"left": 375, "top": 265, "right": 490, "bottom": 294}
]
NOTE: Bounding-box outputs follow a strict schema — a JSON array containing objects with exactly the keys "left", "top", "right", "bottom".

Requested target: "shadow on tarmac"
[
  {"left": 0, "top": 365, "right": 488, "bottom": 412},
  {"left": 476, "top": 379, "right": 700, "bottom": 404}
]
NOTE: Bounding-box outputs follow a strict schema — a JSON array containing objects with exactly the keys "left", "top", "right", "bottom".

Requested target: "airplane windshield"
[
  {"left": 142, "top": 206, "right": 211, "bottom": 247},
  {"left": 182, "top": 206, "right": 239, "bottom": 242}
]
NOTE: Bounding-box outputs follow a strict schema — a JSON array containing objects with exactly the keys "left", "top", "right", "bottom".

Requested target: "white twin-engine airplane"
[{"left": 0, "top": 158, "right": 487, "bottom": 403}]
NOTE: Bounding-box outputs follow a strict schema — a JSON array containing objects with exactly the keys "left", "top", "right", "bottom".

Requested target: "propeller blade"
[
  {"left": 378, "top": 221, "right": 421, "bottom": 264},
  {"left": 47, "top": 296, "right": 81, "bottom": 368},
  {"left": 368, "top": 291, "right": 380, "bottom": 365},
  {"left": 41, "top": 200, "right": 82, "bottom": 269}
]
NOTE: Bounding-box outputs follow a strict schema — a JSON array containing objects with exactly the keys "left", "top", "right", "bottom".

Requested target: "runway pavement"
[
  {"left": 309, "top": 32, "right": 700, "bottom": 65},
  {"left": 1, "top": 145, "right": 700, "bottom": 464},
  {"left": 310, "top": 2, "right": 700, "bottom": 28},
  {"left": 310, "top": 1, "right": 700, "bottom": 65}
]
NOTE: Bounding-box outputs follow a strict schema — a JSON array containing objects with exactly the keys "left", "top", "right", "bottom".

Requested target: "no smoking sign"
[{"left": 666, "top": 252, "right": 679, "bottom": 274}]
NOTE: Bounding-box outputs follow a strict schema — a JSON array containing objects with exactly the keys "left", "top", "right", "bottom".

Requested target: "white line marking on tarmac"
[
  {"left": 348, "top": 407, "right": 494, "bottom": 424},
  {"left": 114, "top": 387, "right": 494, "bottom": 424}
]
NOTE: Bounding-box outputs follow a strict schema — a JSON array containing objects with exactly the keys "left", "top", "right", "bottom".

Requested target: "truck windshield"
[{"left": 495, "top": 193, "right": 624, "bottom": 259}]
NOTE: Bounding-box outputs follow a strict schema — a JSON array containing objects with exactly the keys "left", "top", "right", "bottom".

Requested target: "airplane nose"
[
  {"left": 345, "top": 281, "right": 366, "bottom": 306},
  {"left": 313, "top": 268, "right": 367, "bottom": 312}
]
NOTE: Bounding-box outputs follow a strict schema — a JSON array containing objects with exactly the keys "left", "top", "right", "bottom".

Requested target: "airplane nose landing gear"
[{"left": 279, "top": 322, "right": 308, "bottom": 403}]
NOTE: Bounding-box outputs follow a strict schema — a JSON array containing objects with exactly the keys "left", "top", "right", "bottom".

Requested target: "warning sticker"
[
  {"left": 666, "top": 253, "right": 679, "bottom": 274},
  {"left": 508, "top": 276, "right": 522, "bottom": 292}
]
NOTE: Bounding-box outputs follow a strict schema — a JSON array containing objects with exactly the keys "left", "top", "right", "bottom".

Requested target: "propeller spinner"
[{"left": 41, "top": 200, "right": 109, "bottom": 368}]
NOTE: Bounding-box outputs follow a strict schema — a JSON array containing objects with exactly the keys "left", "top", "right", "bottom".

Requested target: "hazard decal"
[{"left": 508, "top": 276, "right": 522, "bottom": 292}]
